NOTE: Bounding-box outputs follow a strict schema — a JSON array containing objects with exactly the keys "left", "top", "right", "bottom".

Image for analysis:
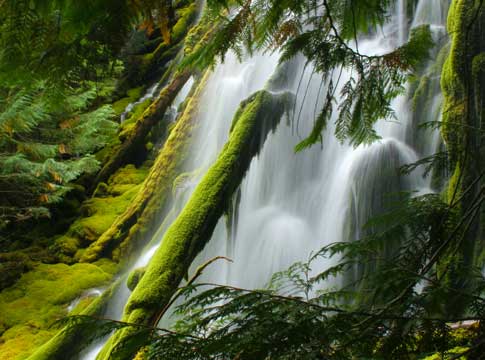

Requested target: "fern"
[
  {"left": 62, "top": 190, "right": 485, "bottom": 359},
  {"left": 183, "top": 1, "right": 433, "bottom": 148}
]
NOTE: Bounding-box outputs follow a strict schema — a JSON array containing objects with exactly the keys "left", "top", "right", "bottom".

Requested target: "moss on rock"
[
  {"left": 26, "top": 279, "right": 121, "bottom": 360},
  {"left": 112, "top": 87, "right": 144, "bottom": 116},
  {"left": 50, "top": 164, "right": 148, "bottom": 263},
  {"left": 0, "top": 263, "right": 113, "bottom": 360},
  {"left": 439, "top": 0, "right": 485, "bottom": 312}
]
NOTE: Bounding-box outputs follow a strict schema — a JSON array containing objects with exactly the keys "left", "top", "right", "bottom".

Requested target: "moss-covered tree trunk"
[
  {"left": 97, "top": 87, "right": 293, "bottom": 359},
  {"left": 94, "top": 70, "right": 192, "bottom": 187},
  {"left": 81, "top": 11, "right": 221, "bottom": 263},
  {"left": 440, "top": 0, "right": 485, "bottom": 314},
  {"left": 81, "top": 71, "right": 211, "bottom": 263}
]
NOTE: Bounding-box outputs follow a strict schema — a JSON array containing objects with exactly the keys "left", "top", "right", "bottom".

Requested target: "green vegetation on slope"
[{"left": 0, "top": 262, "right": 114, "bottom": 360}]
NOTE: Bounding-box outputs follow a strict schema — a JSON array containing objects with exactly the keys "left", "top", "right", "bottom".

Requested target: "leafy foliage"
[
  {"left": 0, "top": 85, "right": 117, "bottom": 226},
  {"left": 63, "top": 190, "right": 485, "bottom": 359},
  {"left": 0, "top": 0, "right": 177, "bottom": 88},
  {"left": 0, "top": 0, "right": 181, "bottom": 228},
  {"left": 183, "top": 0, "right": 433, "bottom": 149}
]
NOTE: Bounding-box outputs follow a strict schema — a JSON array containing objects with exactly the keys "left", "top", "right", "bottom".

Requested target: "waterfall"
[
  {"left": 78, "top": 53, "right": 279, "bottom": 360},
  {"left": 185, "top": 0, "right": 448, "bottom": 293},
  {"left": 79, "top": 0, "right": 448, "bottom": 357}
]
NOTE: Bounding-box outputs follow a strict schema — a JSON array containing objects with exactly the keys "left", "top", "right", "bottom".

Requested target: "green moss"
[
  {"left": 93, "top": 258, "right": 119, "bottom": 275},
  {"left": 421, "top": 346, "right": 469, "bottom": 359},
  {"left": 0, "top": 263, "right": 111, "bottom": 360},
  {"left": 112, "top": 98, "right": 132, "bottom": 116},
  {"left": 93, "top": 182, "right": 109, "bottom": 197},
  {"left": 73, "top": 187, "right": 142, "bottom": 243},
  {"left": 119, "top": 98, "right": 153, "bottom": 140},
  {"left": 446, "top": 163, "right": 462, "bottom": 205},
  {"left": 439, "top": 1, "right": 485, "bottom": 276},
  {"left": 82, "top": 71, "right": 209, "bottom": 264},
  {"left": 109, "top": 164, "right": 149, "bottom": 187},
  {"left": 127, "top": 87, "right": 143, "bottom": 100},
  {"left": 172, "top": 2, "right": 198, "bottom": 43},
  {"left": 112, "top": 87, "right": 144, "bottom": 116},
  {"left": 440, "top": 0, "right": 485, "bottom": 164},
  {"left": 99, "top": 88, "right": 292, "bottom": 359},
  {"left": 51, "top": 164, "right": 149, "bottom": 262},
  {"left": 440, "top": 1, "right": 466, "bottom": 160},
  {"left": 472, "top": 52, "right": 485, "bottom": 79},
  {"left": 53, "top": 236, "right": 80, "bottom": 257},
  {"left": 26, "top": 280, "right": 121, "bottom": 360},
  {"left": 95, "top": 136, "right": 122, "bottom": 164},
  {"left": 127, "top": 267, "right": 146, "bottom": 291},
  {"left": 76, "top": 165, "right": 149, "bottom": 262},
  {"left": 69, "top": 296, "right": 96, "bottom": 315}
]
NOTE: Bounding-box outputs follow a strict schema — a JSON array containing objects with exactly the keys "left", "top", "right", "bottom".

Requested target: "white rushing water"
[
  {"left": 80, "top": 0, "right": 448, "bottom": 357},
  {"left": 185, "top": 0, "right": 448, "bottom": 294},
  {"left": 120, "top": 83, "right": 160, "bottom": 123}
]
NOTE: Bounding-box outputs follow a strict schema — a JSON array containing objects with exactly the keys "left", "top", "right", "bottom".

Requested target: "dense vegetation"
[{"left": 1, "top": 0, "right": 485, "bottom": 359}]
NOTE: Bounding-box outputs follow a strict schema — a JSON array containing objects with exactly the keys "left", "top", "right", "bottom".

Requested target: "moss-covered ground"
[
  {"left": 53, "top": 164, "right": 149, "bottom": 263},
  {"left": 0, "top": 262, "right": 114, "bottom": 360},
  {"left": 0, "top": 163, "right": 149, "bottom": 359}
]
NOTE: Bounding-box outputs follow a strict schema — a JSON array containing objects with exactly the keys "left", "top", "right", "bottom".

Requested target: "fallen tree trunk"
[
  {"left": 81, "top": 12, "right": 221, "bottom": 262},
  {"left": 98, "top": 86, "right": 294, "bottom": 359},
  {"left": 81, "top": 71, "right": 211, "bottom": 263},
  {"left": 93, "top": 69, "right": 192, "bottom": 187}
]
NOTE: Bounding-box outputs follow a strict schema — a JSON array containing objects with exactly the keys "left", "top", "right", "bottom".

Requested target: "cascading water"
[
  {"left": 79, "top": 0, "right": 448, "bottom": 357},
  {"left": 78, "top": 53, "right": 279, "bottom": 360},
  {"left": 185, "top": 0, "right": 449, "bottom": 292},
  {"left": 120, "top": 82, "right": 161, "bottom": 123}
]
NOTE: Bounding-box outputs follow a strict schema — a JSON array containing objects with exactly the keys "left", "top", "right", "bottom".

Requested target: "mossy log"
[
  {"left": 94, "top": 70, "right": 192, "bottom": 187},
  {"left": 98, "top": 88, "right": 293, "bottom": 359},
  {"left": 439, "top": 0, "right": 485, "bottom": 314},
  {"left": 81, "top": 71, "right": 211, "bottom": 263},
  {"left": 82, "top": 15, "right": 221, "bottom": 262}
]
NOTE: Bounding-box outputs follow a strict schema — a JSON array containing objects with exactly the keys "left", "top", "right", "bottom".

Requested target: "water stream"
[{"left": 80, "top": 0, "right": 448, "bottom": 357}]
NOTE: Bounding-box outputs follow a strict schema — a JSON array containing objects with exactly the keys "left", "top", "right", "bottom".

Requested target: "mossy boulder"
[
  {"left": 50, "top": 164, "right": 149, "bottom": 263},
  {"left": 0, "top": 263, "right": 113, "bottom": 360},
  {"left": 112, "top": 87, "right": 144, "bottom": 116}
]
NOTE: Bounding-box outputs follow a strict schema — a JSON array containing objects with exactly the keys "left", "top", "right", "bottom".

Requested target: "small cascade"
[
  {"left": 67, "top": 288, "right": 104, "bottom": 313},
  {"left": 412, "top": 0, "right": 446, "bottom": 28},
  {"left": 120, "top": 82, "right": 161, "bottom": 122}
]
